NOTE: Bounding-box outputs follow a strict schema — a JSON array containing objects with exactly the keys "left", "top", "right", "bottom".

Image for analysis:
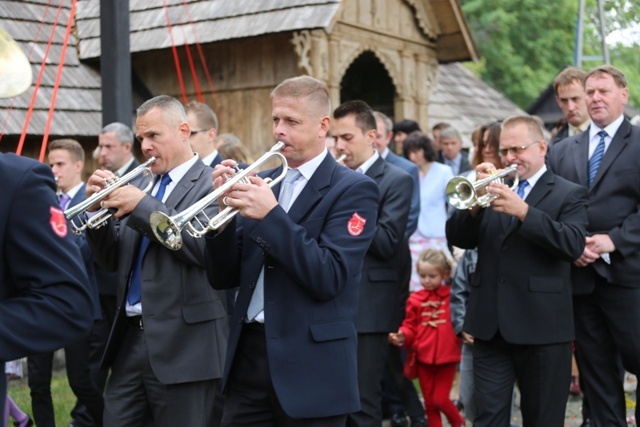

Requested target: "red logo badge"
[
  {"left": 347, "top": 212, "right": 366, "bottom": 236},
  {"left": 50, "top": 207, "right": 68, "bottom": 238}
]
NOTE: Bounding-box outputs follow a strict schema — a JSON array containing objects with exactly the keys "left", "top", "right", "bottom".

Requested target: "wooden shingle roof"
[
  {"left": 0, "top": 0, "right": 102, "bottom": 138},
  {"left": 429, "top": 62, "right": 525, "bottom": 147},
  {"left": 76, "top": 0, "right": 344, "bottom": 60}
]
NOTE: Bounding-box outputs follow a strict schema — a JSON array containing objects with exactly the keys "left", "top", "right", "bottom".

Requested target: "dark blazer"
[
  {"left": 358, "top": 156, "right": 412, "bottom": 332},
  {"left": 548, "top": 119, "right": 640, "bottom": 290},
  {"left": 87, "top": 159, "right": 228, "bottom": 384},
  {"left": 438, "top": 150, "right": 471, "bottom": 176},
  {"left": 385, "top": 151, "right": 420, "bottom": 236},
  {"left": 0, "top": 153, "right": 93, "bottom": 361},
  {"left": 549, "top": 123, "right": 570, "bottom": 146},
  {"left": 446, "top": 170, "right": 588, "bottom": 344},
  {"left": 209, "top": 152, "right": 224, "bottom": 168},
  {"left": 205, "top": 153, "right": 379, "bottom": 418}
]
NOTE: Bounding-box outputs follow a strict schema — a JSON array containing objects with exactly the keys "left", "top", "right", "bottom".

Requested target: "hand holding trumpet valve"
[
  {"left": 212, "top": 159, "right": 279, "bottom": 231},
  {"left": 486, "top": 181, "right": 528, "bottom": 222}
]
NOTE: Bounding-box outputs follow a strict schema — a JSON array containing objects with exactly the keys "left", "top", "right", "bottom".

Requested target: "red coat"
[{"left": 399, "top": 286, "right": 461, "bottom": 365}]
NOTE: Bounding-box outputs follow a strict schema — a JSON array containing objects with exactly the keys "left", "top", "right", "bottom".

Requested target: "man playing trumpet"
[
  {"left": 445, "top": 115, "right": 589, "bottom": 427},
  {"left": 205, "top": 76, "right": 379, "bottom": 426},
  {"left": 84, "top": 95, "right": 228, "bottom": 427}
]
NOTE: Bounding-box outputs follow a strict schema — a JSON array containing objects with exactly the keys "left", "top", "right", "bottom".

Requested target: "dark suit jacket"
[
  {"left": 209, "top": 153, "right": 224, "bottom": 168},
  {"left": 205, "top": 153, "right": 379, "bottom": 418},
  {"left": 549, "top": 123, "right": 570, "bottom": 146},
  {"left": 0, "top": 153, "right": 93, "bottom": 361},
  {"left": 385, "top": 151, "right": 420, "bottom": 236},
  {"left": 358, "top": 157, "right": 412, "bottom": 332},
  {"left": 87, "top": 159, "right": 228, "bottom": 384},
  {"left": 446, "top": 170, "right": 588, "bottom": 344},
  {"left": 548, "top": 119, "right": 640, "bottom": 290},
  {"left": 438, "top": 151, "right": 471, "bottom": 176}
]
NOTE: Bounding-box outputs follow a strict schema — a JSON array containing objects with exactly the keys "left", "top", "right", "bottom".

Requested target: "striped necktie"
[{"left": 588, "top": 131, "right": 607, "bottom": 187}]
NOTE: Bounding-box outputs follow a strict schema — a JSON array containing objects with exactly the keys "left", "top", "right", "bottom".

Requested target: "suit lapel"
[
  {"left": 590, "top": 120, "right": 631, "bottom": 190},
  {"left": 504, "top": 170, "right": 553, "bottom": 235},
  {"left": 164, "top": 160, "right": 206, "bottom": 209},
  {"left": 286, "top": 154, "right": 336, "bottom": 223},
  {"left": 572, "top": 131, "right": 590, "bottom": 187}
]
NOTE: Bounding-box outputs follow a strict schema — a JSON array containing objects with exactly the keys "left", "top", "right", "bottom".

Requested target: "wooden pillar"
[{"left": 100, "top": 0, "right": 132, "bottom": 127}]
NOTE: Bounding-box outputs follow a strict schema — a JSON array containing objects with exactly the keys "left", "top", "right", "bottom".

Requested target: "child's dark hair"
[{"left": 417, "top": 248, "right": 453, "bottom": 278}]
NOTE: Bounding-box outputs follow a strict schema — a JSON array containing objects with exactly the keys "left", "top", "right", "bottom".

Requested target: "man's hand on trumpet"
[
  {"left": 85, "top": 169, "right": 146, "bottom": 217},
  {"left": 487, "top": 182, "right": 528, "bottom": 222},
  {"left": 86, "top": 169, "right": 116, "bottom": 211},
  {"left": 212, "top": 160, "right": 279, "bottom": 229}
]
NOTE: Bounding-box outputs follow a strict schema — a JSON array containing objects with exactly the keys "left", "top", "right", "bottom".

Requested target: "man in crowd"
[
  {"left": 184, "top": 100, "right": 222, "bottom": 167},
  {"left": 332, "top": 100, "right": 412, "bottom": 427},
  {"left": 86, "top": 95, "right": 228, "bottom": 426},
  {"left": 447, "top": 115, "right": 588, "bottom": 426},
  {"left": 548, "top": 65, "right": 640, "bottom": 427},
  {"left": 205, "top": 76, "right": 379, "bottom": 426},
  {"left": 550, "top": 67, "right": 591, "bottom": 146},
  {"left": 373, "top": 110, "right": 425, "bottom": 427},
  {"left": 438, "top": 126, "right": 471, "bottom": 176}
]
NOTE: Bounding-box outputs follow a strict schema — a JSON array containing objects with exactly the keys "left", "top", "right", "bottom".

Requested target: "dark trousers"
[
  {"left": 103, "top": 325, "right": 218, "bottom": 427},
  {"left": 347, "top": 333, "right": 391, "bottom": 427},
  {"left": 72, "top": 293, "right": 117, "bottom": 426},
  {"left": 28, "top": 334, "right": 104, "bottom": 427},
  {"left": 473, "top": 333, "right": 571, "bottom": 427},
  {"left": 573, "top": 278, "right": 640, "bottom": 427},
  {"left": 222, "top": 323, "right": 347, "bottom": 427},
  {"left": 382, "top": 344, "right": 426, "bottom": 422}
]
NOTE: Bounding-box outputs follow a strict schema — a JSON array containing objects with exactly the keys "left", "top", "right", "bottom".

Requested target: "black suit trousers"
[
  {"left": 472, "top": 333, "right": 571, "bottom": 427},
  {"left": 573, "top": 276, "right": 640, "bottom": 427}
]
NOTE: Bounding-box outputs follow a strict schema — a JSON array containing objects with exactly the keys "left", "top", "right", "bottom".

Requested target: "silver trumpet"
[
  {"left": 65, "top": 157, "right": 156, "bottom": 234},
  {"left": 446, "top": 165, "right": 519, "bottom": 210},
  {"left": 150, "top": 141, "right": 288, "bottom": 251}
]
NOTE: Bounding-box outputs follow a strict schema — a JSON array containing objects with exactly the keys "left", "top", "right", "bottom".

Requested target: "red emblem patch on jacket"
[
  {"left": 347, "top": 212, "right": 366, "bottom": 236},
  {"left": 50, "top": 206, "right": 68, "bottom": 238}
]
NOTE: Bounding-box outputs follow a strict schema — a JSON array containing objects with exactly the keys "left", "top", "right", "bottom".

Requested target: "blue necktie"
[
  {"left": 246, "top": 169, "right": 301, "bottom": 320},
  {"left": 516, "top": 180, "right": 529, "bottom": 199},
  {"left": 588, "top": 131, "right": 607, "bottom": 187},
  {"left": 127, "top": 174, "right": 172, "bottom": 305}
]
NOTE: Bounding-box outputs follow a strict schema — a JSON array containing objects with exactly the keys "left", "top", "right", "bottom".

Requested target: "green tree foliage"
[{"left": 461, "top": 0, "right": 640, "bottom": 111}]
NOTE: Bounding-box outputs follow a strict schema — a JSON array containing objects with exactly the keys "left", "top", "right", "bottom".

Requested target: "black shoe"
[
  {"left": 580, "top": 419, "right": 591, "bottom": 427},
  {"left": 14, "top": 416, "right": 33, "bottom": 427},
  {"left": 409, "top": 418, "right": 428, "bottom": 427},
  {"left": 391, "top": 412, "right": 409, "bottom": 427}
]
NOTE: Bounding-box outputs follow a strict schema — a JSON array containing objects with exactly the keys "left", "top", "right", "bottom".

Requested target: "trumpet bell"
[
  {"left": 0, "top": 28, "right": 32, "bottom": 98},
  {"left": 446, "top": 177, "right": 477, "bottom": 210},
  {"left": 149, "top": 212, "right": 182, "bottom": 250}
]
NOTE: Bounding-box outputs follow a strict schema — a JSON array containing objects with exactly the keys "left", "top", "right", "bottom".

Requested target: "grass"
[{"left": 7, "top": 369, "right": 77, "bottom": 427}]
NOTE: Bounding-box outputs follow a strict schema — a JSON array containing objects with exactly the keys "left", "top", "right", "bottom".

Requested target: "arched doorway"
[{"left": 340, "top": 51, "right": 395, "bottom": 118}]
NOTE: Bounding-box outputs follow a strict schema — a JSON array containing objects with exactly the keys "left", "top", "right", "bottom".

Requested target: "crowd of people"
[{"left": 1, "top": 65, "right": 638, "bottom": 427}]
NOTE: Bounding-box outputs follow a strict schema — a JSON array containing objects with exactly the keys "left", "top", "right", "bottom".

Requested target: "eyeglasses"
[
  {"left": 498, "top": 141, "right": 540, "bottom": 157},
  {"left": 190, "top": 129, "right": 208, "bottom": 137}
]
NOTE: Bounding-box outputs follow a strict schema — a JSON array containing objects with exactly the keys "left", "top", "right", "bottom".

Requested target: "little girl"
[{"left": 389, "top": 248, "right": 465, "bottom": 427}]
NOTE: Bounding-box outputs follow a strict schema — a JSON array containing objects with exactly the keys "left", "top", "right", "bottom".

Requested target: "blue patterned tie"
[
  {"left": 127, "top": 174, "right": 172, "bottom": 305},
  {"left": 516, "top": 180, "right": 529, "bottom": 199},
  {"left": 246, "top": 169, "right": 301, "bottom": 320},
  {"left": 588, "top": 131, "right": 607, "bottom": 187}
]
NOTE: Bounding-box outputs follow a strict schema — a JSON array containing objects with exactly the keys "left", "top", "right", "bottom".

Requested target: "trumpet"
[
  {"left": 446, "top": 165, "right": 519, "bottom": 210},
  {"left": 150, "top": 142, "right": 287, "bottom": 250},
  {"left": 65, "top": 157, "right": 156, "bottom": 234}
]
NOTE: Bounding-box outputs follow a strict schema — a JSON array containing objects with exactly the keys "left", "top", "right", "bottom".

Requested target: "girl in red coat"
[{"left": 389, "top": 248, "right": 464, "bottom": 427}]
